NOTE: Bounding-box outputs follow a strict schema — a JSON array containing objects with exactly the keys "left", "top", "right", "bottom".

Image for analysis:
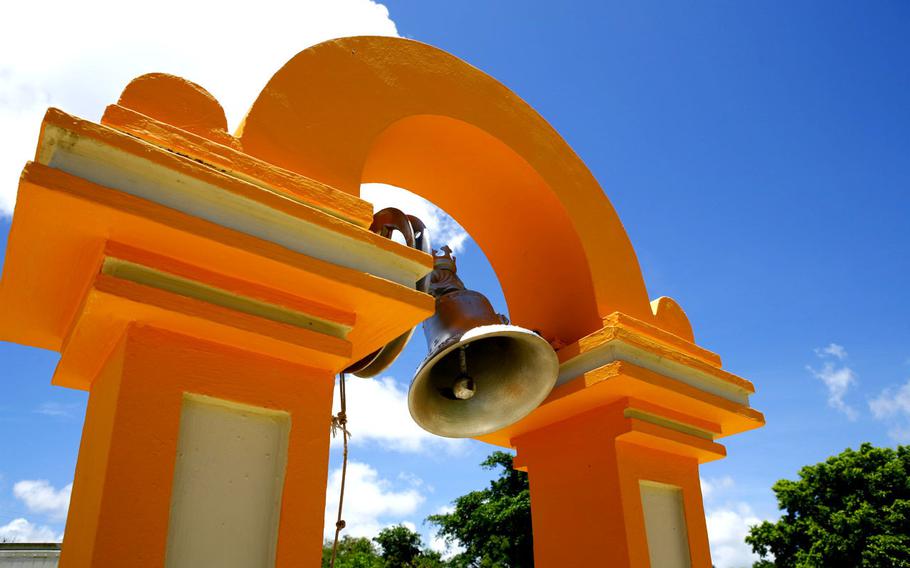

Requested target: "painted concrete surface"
[
  {"left": 641, "top": 481, "right": 692, "bottom": 568},
  {"left": 166, "top": 394, "right": 290, "bottom": 568}
]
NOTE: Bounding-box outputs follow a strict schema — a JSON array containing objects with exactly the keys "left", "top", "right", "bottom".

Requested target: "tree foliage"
[
  {"left": 374, "top": 525, "right": 423, "bottom": 566},
  {"left": 323, "top": 451, "right": 533, "bottom": 567},
  {"left": 374, "top": 525, "right": 445, "bottom": 567},
  {"left": 747, "top": 443, "right": 910, "bottom": 567},
  {"left": 428, "top": 451, "right": 533, "bottom": 568},
  {"left": 322, "top": 536, "right": 382, "bottom": 568},
  {"left": 321, "top": 526, "right": 445, "bottom": 568}
]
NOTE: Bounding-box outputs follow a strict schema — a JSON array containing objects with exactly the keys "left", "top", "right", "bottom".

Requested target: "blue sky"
[{"left": 1, "top": 2, "right": 909, "bottom": 566}]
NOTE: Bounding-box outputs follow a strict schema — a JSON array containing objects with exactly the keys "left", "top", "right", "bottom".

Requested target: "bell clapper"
[{"left": 452, "top": 346, "right": 476, "bottom": 400}]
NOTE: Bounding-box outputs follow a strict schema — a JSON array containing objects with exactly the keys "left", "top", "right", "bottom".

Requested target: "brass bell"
[{"left": 408, "top": 247, "right": 559, "bottom": 438}]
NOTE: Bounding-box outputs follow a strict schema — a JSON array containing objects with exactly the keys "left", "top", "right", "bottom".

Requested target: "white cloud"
[
  {"left": 361, "top": 184, "right": 471, "bottom": 253},
  {"left": 399, "top": 520, "right": 418, "bottom": 534},
  {"left": 808, "top": 363, "right": 858, "bottom": 419},
  {"left": 0, "top": 518, "right": 61, "bottom": 543},
  {"left": 34, "top": 402, "right": 83, "bottom": 419},
  {"left": 12, "top": 480, "right": 72, "bottom": 521},
  {"left": 324, "top": 461, "right": 424, "bottom": 540},
  {"left": 700, "top": 475, "right": 734, "bottom": 500},
  {"left": 0, "top": 0, "right": 400, "bottom": 215},
  {"left": 869, "top": 378, "right": 910, "bottom": 442},
  {"left": 815, "top": 343, "right": 847, "bottom": 360},
  {"left": 706, "top": 503, "right": 763, "bottom": 568},
  {"left": 425, "top": 504, "right": 464, "bottom": 560},
  {"left": 332, "top": 376, "right": 466, "bottom": 454},
  {"left": 0, "top": 74, "right": 51, "bottom": 215},
  {"left": 808, "top": 344, "right": 858, "bottom": 419},
  {"left": 398, "top": 471, "right": 431, "bottom": 492},
  {"left": 700, "top": 476, "right": 764, "bottom": 568},
  {"left": 869, "top": 379, "right": 910, "bottom": 419},
  {"left": 889, "top": 425, "right": 910, "bottom": 443},
  {"left": 429, "top": 532, "right": 465, "bottom": 560}
]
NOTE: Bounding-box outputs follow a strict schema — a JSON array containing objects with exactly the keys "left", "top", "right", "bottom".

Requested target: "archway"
[
  {"left": 238, "top": 35, "right": 655, "bottom": 345},
  {"left": 362, "top": 115, "right": 599, "bottom": 342}
]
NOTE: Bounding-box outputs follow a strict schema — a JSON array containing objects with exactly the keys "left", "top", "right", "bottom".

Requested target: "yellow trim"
[
  {"left": 623, "top": 408, "right": 715, "bottom": 441},
  {"left": 102, "top": 257, "right": 352, "bottom": 339}
]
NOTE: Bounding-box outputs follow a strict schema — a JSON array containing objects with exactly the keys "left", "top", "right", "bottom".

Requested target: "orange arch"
[{"left": 238, "top": 36, "right": 653, "bottom": 343}]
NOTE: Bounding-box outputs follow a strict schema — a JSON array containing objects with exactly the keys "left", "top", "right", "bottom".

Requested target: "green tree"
[
  {"left": 374, "top": 525, "right": 444, "bottom": 567},
  {"left": 428, "top": 451, "right": 533, "bottom": 568},
  {"left": 747, "top": 443, "right": 910, "bottom": 567},
  {"left": 322, "top": 526, "right": 445, "bottom": 568},
  {"left": 374, "top": 525, "right": 422, "bottom": 565},
  {"left": 321, "top": 536, "right": 382, "bottom": 568}
]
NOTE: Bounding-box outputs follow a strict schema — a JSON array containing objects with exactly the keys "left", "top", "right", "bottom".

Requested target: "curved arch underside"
[{"left": 238, "top": 36, "right": 653, "bottom": 343}]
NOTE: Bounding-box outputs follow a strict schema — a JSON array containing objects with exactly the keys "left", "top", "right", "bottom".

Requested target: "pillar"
[
  {"left": 0, "top": 76, "right": 434, "bottom": 567},
  {"left": 478, "top": 313, "right": 765, "bottom": 567},
  {"left": 515, "top": 401, "right": 712, "bottom": 567},
  {"left": 62, "top": 325, "right": 335, "bottom": 566}
]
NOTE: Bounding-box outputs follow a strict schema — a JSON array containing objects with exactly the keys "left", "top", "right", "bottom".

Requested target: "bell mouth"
[{"left": 408, "top": 324, "right": 559, "bottom": 438}]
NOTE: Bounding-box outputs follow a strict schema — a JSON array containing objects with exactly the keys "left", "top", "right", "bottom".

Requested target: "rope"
[{"left": 329, "top": 372, "right": 350, "bottom": 568}]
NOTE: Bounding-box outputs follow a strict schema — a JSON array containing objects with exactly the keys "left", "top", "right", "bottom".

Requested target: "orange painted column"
[
  {"left": 514, "top": 402, "right": 711, "bottom": 568},
  {"left": 0, "top": 73, "right": 434, "bottom": 568},
  {"left": 479, "top": 314, "right": 764, "bottom": 568},
  {"left": 62, "top": 325, "right": 335, "bottom": 566}
]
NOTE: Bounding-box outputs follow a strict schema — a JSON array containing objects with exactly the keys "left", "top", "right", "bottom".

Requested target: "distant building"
[{"left": 0, "top": 543, "right": 60, "bottom": 567}]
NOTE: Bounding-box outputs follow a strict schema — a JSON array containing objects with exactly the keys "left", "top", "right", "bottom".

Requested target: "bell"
[{"left": 409, "top": 247, "right": 559, "bottom": 438}]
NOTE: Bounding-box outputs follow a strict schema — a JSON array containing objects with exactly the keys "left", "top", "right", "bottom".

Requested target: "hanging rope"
[{"left": 329, "top": 372, "right": 350, "bottom": 568}]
